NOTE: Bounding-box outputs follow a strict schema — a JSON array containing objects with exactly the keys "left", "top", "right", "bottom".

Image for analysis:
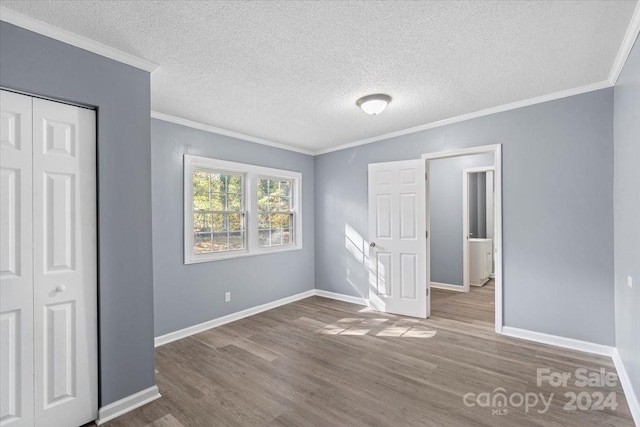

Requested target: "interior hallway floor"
[
  {"left": 431, "top": 279, "right": 495, "bottom": 326},
  {"left": 103, "top": 291, "right": 632, "bottom": 427}
]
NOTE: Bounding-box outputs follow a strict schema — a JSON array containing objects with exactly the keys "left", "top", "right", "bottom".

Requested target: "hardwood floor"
[
  {"left": 105, "top": 294, "right": 632, "bottom": 427},
  {"left": 431, "top": 280, "right": 495, "bottom": 325}
]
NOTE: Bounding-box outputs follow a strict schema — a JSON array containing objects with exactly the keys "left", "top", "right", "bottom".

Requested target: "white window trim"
[{"left": 184, "top": 155, "right": 302, "bottom": 264}]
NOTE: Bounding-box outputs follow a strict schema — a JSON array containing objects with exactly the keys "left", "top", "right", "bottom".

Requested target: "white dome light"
[{"left": 356, "top": 94, "right": 392, "bottom": 115}]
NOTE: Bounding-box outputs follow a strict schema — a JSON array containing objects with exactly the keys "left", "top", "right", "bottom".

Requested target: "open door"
[{"left": 368, "top": 159, "right": 429, "bottom": 318}]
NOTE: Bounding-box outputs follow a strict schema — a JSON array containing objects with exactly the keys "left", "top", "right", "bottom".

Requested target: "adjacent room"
[{"left": 0, "top": 1, "right": 639, "bottom": 426}]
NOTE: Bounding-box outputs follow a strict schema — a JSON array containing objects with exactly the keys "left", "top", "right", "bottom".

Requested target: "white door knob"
[{"left": 55, "top": 284, "right": 66, "bottom": 293}]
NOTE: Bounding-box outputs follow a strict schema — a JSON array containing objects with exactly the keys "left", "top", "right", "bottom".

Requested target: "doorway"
[
  {"left": 366, "top": 144, "right": 502, "bottom": 332},
  {"left": 423, "top": 144, "right": 503, "bottom": 332},
  {"left": 463, "top": 166, "right": 496, "bottom": 290}
]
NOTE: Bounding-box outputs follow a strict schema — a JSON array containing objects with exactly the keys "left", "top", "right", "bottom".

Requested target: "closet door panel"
[
  {"left": 0, "top": 90, "right": 33, "bottom": 427},
  {"left": 32, "top": 98, "right": 97, "bottom": 427}
]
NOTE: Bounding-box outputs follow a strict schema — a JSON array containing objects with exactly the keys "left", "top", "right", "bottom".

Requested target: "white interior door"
[
  {"left": 32, "top": 97, "right": 97, "bottom": 427},
  {"left": 1, "top": 90, "right": 34, "bottom": 427},
  {"left": 368, "top": 159, "right": 428, "bottom": 318},
  {"left": 0, "top": 90, "right": 97, "bottom": 427}
]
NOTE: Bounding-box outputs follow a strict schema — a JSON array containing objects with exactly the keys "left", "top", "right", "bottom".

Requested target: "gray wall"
[
  {"left": 151, "top": 119, "right": 315, "bottom": 337},
  {"left": 0, "top": 23, "right": 155, "bottom": 405},
  {"left": 315, "top": 88, "right": 615, "bottom": 345},
  {"left": 469, "top": 173, "right": 479, "bottom": 238},
  {"left": 467, "top": 170, "right": 489, "bottom": 240},
  {"left": 476, "top": 172, "right": 487, "bottom": 238},
  {"left": 613, "top": 35, "right": 640, "bottom": 402},
  {"left": 430, "top": 154, "right": 493, "bottom": 285}
]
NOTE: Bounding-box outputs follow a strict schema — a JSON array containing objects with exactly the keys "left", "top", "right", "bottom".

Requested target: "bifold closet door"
[
  {"left": 32, "top": 97, "right": 97, "bottom": 426},
  {"left": 0, "top": 90, "right": 98, "bottom": 427},
  {"left": 1, "top": 90, "right": 34, "bottom": 427}
]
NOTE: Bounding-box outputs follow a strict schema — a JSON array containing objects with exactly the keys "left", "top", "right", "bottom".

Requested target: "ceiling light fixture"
[{"left": 356, "top": 94, "right": 392, "bottom": 115}]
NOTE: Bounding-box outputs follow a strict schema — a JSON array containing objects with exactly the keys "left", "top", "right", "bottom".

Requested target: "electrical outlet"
[
  {"left": 628, "top": 276, "right": 633, "bottom": 289},
  {"left": 225, "top": 291, "right": 231, "bottom": 302}
]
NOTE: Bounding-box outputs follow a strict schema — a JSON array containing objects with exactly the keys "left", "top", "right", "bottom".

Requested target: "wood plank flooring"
[
  {"left": 431, "top": 280, "right": 495, "bottom": 325},
  {"left": 104, "top": 293, "right": 632, "bottom": 427}
]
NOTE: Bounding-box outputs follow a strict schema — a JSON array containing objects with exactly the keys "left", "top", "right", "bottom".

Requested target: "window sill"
[{"left": 185, "top": 244, "right": 302, "bottom": 264}]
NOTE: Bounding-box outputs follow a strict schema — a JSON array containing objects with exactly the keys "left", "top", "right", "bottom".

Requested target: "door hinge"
[
  {"left": 426, "top": 287, "right": 429, "bottom": 296},
  {"left": 426, "top": 230, "right": 429, "bottom": 239},
  {"left": 425, "top": 173, "right": 428, "bottom": 181}
]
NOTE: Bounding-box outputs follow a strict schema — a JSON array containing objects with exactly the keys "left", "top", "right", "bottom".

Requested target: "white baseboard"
[
  {"left": 613, "top": 349, "right": 640, "bottom": 426},
  {"left": 501, "top": 326, "right": 615, "bottom": 357},
  {"left": 155, "top": 288, "right": 369, "bottom": 347},
  {"left": 470, "top": 278, "right": 490, "bottom": 287},
  {"left": 430, "top": 282, "right": 465, "bottom": 292},
  {"left": 96, "top": 385, "right": 161, "bottom": 425},
  {"left": 314, "top": 289, "right": 368, "bottom": 306},
  {"left": 155, "top": 289, "right": 315, "bottom": 347}
]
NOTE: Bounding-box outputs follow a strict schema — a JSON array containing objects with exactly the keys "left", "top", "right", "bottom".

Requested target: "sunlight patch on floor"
[{"left": 316, "top": 317, "right": 437, "bottom": 338}]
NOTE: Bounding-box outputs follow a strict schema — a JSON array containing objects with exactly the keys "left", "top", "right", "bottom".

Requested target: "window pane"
[
  {"left": 281, "top": 213, "right": 291, "bottom": 229},
  {"left": 257, "top": 195, "right": 269, "bottom": 211},
  {"left": 258, "top": 179, "right": 267, "bottom": 198},
  {"left": 193, "top": 171, "right": 210, "bottom": 192},
  {"left": 258, "top": 214, "right": 269, "bottom": 230},
  {"left": 212, "top": 233, "right": 229, "bottom": 251},
  {"left": 271, "top": 213, "right": 289, "bottom": 229},
  {"left": 268, "top": 196, "right": 280, "bottom": 212},
  {"left": 211, "top": 213, "right": 225, "bottom": 231},
  {"left": 227, "top": 193, "right": 242, "bottom": 211},
  {"left": 194, "top": 233, "right": 212, "bottom": 254},
  {"left": 270, "top": 229, "right": 282, "bottom": 245},
  {"left": 228, "top": 213, "right": 243, "bottom": 231},
  {"left": 280, "top": 181, "right": 291, "bottom": 197},
  {"left": 209, "top": 173, "right": 224, "bottom": 193},
  {"left": 193, "top": 213, "right": 211, "bottom": 233},
  {"left": 258, "top": 230, "right": 269, "bottom": 246},
  {"left": 282, "top": 229, "right": 292, "bottom": 245},
  {"left": 229, "top": 232, "right": 244, "bottom": 250},
  {"left": 256, "top": 178, "right": 295, "bottom": 248},
  {"left": 258, "top": 178, "right": 293, "bottom": 213},
  {"left": 270, "top": 196, "right": 290, "bottom": 211},
  {"left": 257, "top": 179, "right": 269, "bottom": 211},
  {"left": 191, "top": 169, "right": 245, "bottom": 255},
  {"left": 210, "top": 193, "right": 226, "bottom": 211},
  {"left": 279, "top": 196, "right": 292, "bottom": 210},
  {"left": 227, "top": 175, "right": 242, "bottom": 194},
  {"left": 193, "top": 192, "right": 210, "bottom": 211}
]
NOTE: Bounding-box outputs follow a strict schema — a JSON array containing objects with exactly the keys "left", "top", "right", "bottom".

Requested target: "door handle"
[
  {"left": 369, "top": 242, "right": 376, "bottom": 248},
  {"left": 55, "top": 284, "right": 66, "bottom": 293}
]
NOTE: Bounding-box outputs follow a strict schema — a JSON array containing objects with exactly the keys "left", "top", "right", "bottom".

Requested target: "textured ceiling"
[{"left": 2, "top": 1, "right": 637, "bottom": 152}]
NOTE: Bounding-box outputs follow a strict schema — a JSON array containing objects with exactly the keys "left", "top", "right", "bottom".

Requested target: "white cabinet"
[{"left": 469, "top": 238, "right": 492, "bottom": 286}]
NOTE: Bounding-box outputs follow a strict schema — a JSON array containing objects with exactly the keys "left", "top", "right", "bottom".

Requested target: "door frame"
[
  {"left": 421, "top": 144, "right": 503, "bottom": 333},
  {"left": 462, "top": 166, "right": 495, "bottom": 292}
]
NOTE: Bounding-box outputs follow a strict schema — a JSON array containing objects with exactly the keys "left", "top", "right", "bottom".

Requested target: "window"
[
  {"left": 184, "top": 155, "right": 302, "bottom": 263},
  {"left": 192, "top": 170, "right": 245, "bottom": 254},
  {"left": 257, "top": 178, "right": 294, "bottom": 247}
]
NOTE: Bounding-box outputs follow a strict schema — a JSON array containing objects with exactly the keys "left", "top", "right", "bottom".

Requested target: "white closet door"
[
  {"left": 1, "top": 90, "right": 34, "bottom": 427},
  {"left": 32, "top": 98, "right": 97, "bottom": 426}
]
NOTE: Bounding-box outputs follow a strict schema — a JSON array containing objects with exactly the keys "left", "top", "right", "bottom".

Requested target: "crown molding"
[
  {"left": 314, "top": 80, "right": 611, "bottom": 155},
  {"left": 151, "top": 111, "right": 315, "bottom": 156},
  {"left": 608, "top": 0, "right": 640, "bottom": 85},
  {"left": 0, "top": 6, "right": 158, "bottom": 72},
  {"left": 154, "top": 80, "right": 611, "bottom": 158}
]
